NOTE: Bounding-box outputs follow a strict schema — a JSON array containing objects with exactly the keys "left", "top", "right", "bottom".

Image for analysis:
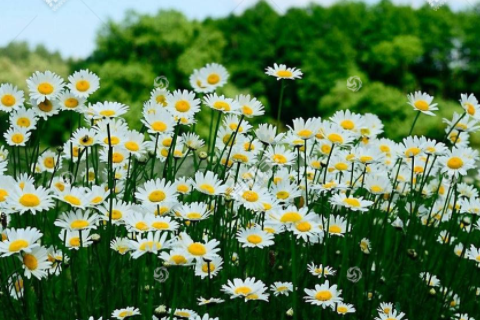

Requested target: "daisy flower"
[
  {"left": 175, "top": 232, "right": 220, "bottom": 262},
  {"left": 8, "top": 273, "right": 24, "bottom": 300},
  {"left": 304, "top": 280, "right": 343, "bottom": 309},
  {"left": 57, "top": 90, "right": 87, "bottom": 112},
  {"left": 270, "top": 180, "right": 301, "bottom": 203},
  {"left": 9, "top": 107, "right": 37, "bottom": 131},
  {"left": 407, "top": 91, "right": 438, "bottom": 116},
  {"left": 204, "top": 93, "right": 240, "bottom": 114},
  {"left": 265, "top": 145, "right": 296, "bottom": 166},
  {"left": 195, "top": 256, "right": 224, "bottom": 279},
  {"left": 336, "top": 303, "right": 356, "bottom": 315},
  {"left": 236, "top": 94, "right": 265, "bottom": 118},
  {"left": 237, "top": 226, "right": 275, "bottom": 248},
  {"left": 375, "top": 310, "right": 407, "bottom": 320},
  {"left": 26, "top": 70, "right": 64, "bottom": 103},
  {"left": 466, "top": 245, "right": 480, "bottom": 263},
  {"left": 197, "top": 297, "right": 225, "bottom": 305},
  {"left": 455, "top": 313, "right": 475, "bottom": 320},
  {"left": 331, "top": 109, "right": 365, "bottom": 133},
  {"left": 326, "top": 215, "right": 349, "bottom": 237},
  {"left": 0, "top": 83, "right": 24, "bottom": 112},
  {"left": 330, "top": 194, "right": 374, "bottom": 212},
  {"left": 98, "top": 199, "right": 133, "bottom": 225},
  {"left": 439, "top": 147, "right": 476, "bottom": 177},
  {"left": 255, "top": 124, "right": 284, "bottom": 145},
  {"left": 288, "top": 117, "right": 321, "bottom": 140},
  {"left": 135, "top": 178, "right": 178, "bottom": 206},
  {"left": 234, "top": 185, "right": 270, "bottom": 211},
  {"left": 142, "top": 108, "right": 176, "bottom": 135},
  {"left": 112, "top": 307, "right": 141, "bottom": 320},
  {"left": 377, "top": 302, "right": 394, "bottom": 314},
  {"left": 110, "top": 237, "right": 132, "bottom": 255},
  {"left": 124, "top": 211, "right": 151, "bottom": 233},
  {"left": 0, "top": 227, "right": 42, "bottom": 257},
  {"left": 192, "top": 171, "right": 227, "bottom": 196},
  {"left": 129, "top": 231, "right": 168, "bottom": 259},
  {"left": 38, "top": 150, "right": 60, "bottom": 173},
  {"left": 54, "top": 210, "right": 100, "bottom": 231},
  {"left": 171, "top": 309, "right": 199, "bottom": 319},
  {"left": 60, "top": 230, "right": 93, "bottom": 250},
  {"left": 159, "top": 248, "right": 193, "bottom": 266},
  {"left": 270, "top": 282, "right": 293, "bottom": 296},
  {"left": 177, "top": 202, "right": 211, "bottom": 221},
  {"left": 460, "top": 93, "right": 480, "bottom": 118},
  {"left": 19, "top": 246, "right": 51, "bottom": 280},
  {"left": 166, "top": 89, "right": 201, "bottom": 119},
  {"left": 307, "top": 262, "right": 336, "bottom": 278},
  {"left": 31, "top": 98, "right": 60, "bottom": 119},
  {"left": 200, "top": 63, "right": 229, "bottom": 90},
  {"left": 221, "top": 277, "right": 269, "bottom": 302},
  {"left": 54, "top": 186, "right": 90, "bottom": 209},
  {"left": 183, "top": 132, "right": 205, "bottom": 150},
  {"left": 265, "top": 63, "right": 303, "bottom": 80},
  {"left": 6, "top": 183, "right": 53, "bottom": 215},
  {"left": 68, "top": 69, "right": 100, "bottom": 98},
  {"left": 4, "top": 127, "right": 31, "bottom": 147},
  {"left": 148, "top": 216, "right": 179, "bottom": 232},
  {"left": 91, "top": 101, "right": 129, "bottom": 119}
]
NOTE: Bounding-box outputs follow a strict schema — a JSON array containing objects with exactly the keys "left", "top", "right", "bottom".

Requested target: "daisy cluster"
[{"left": 0, "top": 61, "right": 479, "bottom": 320}]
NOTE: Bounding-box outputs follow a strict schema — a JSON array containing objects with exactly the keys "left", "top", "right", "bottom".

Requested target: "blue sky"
[{"left": 1, "top": 0, "right": 477, "bottom": 58}]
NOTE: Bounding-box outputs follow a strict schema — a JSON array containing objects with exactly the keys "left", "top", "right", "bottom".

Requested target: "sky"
[{"left": 0, "top": 0, "right": 477, "bottom": 58}]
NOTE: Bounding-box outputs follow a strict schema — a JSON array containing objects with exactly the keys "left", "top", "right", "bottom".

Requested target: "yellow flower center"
[
  {"left": 276, "top": 70, "right": 292, "bottom": 78},
  {"left": 272, "top": 154, "right": 287, "bottom": 164},
  {"left": 38, "top": 82, "right": 54, "bottom": 95},
  {"left": 9, "top": 239, "right": 29, "bottom": 252},
  {"left": 280, "top": 212, "right": 301, "bottom": 223},
  {"left": 11, "top": 133, "right": 24, "bottom": 144},
  {"left": 242, "top": 105, "right": 253, "bottom": 115},
  {"left": 75, "top": 80, "right": 90, "bottom": 92},
  {"left": 175, "top": 100, "right": 191, "bottom": 113},
  {"left": 207, "top": 73, "right": 220, "bottom": 85},
  {"left": 465, "top": 103, "right": 476, "bottom": 116},
  {"left": 276, "top": 191, "right": 290, "bottom": 200},
  {"left": 71, "top": 220, "right": 89, "bottom": 229},
  {"left": 447, "top": 157, "right": 463, "bottom": 169},
  {"left": 327, "top": 133, "right": 344, "bottom": 144},
  {"left": 135, "top": 222, "right": 149, "bottom": 231},
  {"left": 156, "top": 95, "right": 167, "bottom": 106},
  {"left": 152, "top": 221, "right": 169, "bottom": 230},
  {"left": 343, "top": 198, "right": 360, "bottom": 207},
  {"left": 242, "top": 190, "right": 259, "bottom": 202},
  {"left": 44, "top": 157, "right": 55, "bottom": 169},
  {"left": 38, "top": 99, "right": 53, "bottom": 112},
  {"left": 1, "top": 94, "right": 16, "bottom": 107},
  {"left": 359, "top": 156, "right": 373, "bottom": 163},
  {"left": 69, "top": 237, "right": 80, "bottom": 247},
  {"left": 188, "top": 243, "right": 206, "bottom": 256},
  {"left": 19, "top": 194, "right": 40, "bottom": 207},
  {"left": 329, "top": 225, "right": 342, "bottom": 234},
  {"left": 16, "top": 117, "right": 31, "bottom": 127},
  {"left": 247, "top": 234, "right": 262, "bottom": 244},
  {"left": 340, "top": 120, "right": 355, "bottom": 130},
  {"left": 103, "top": 136, "right": 120, "bottom": 145},
  {"left": 64, "top": 98, "right": 79, "bottom": 109},
  {"left": 118, "top": 311, "right": 133, "bottom": 318},
  {"left": 335, "top": 163, "right": 348, "bottom": 171},
  {"left": 234, "top": 286, "right": 252, "bottom": 295},
  {"left": 187, "top": 212, "right": 202, "bottom": 219},
  {"left": 414, "top": 100, "right": 429, "bottom": 111},
  {"left": 337, "top": 306, "right": 348, "bottom": 314},
  {"left": 99, "top": 110, "right": 116, "bottom": 117},
  {"left": 64, "top": 195, "right": 81, "bottom": 206},
  {"left": 298, "top": 129, "right": 313, "bottom": 138},
  {"left": 139, "top": 241, "right": 161, "bottom": 251},
  {"left": 23, "top": 254, "right": 38, "bottom": 270},
  {"left": 91, "top": 196, "right": 103, "bottom": 204},
  {"left": 149, "top": 190, "right": 166, "bottom": 202},
  {"left": 151, "top": 121, "right": 167, "bottom": 132},
  {"left": 0, "top": 189, "right": 8, "bottom": 202},
  {"left": 110, "top": 209, "right": 122, "bottom": 220},
  {"left": 171, "top": 255, "right": 187, "bottom": 265},
  {"left": 213, "top": 101, "right": 230, "bottom": 111},
  {"left": 315, "top": 290, "right": 333, "bottom": 301},
  {"left": 371, "top": 185, "right": 383, "bottom": 193},
  {"left": 199, "top": 184, "right": 215, "bottom": 194},
  {"left": 405, "top": 147, "right": 421, "bottom": 157},
  {"left": 296, "top": 221, "right": 312, "bottom": 232},
  {"left": 125, "top": 141, "right": 139, "bottom": 152},
  {"left": 177, "top": 184, "right": 189, "bottom": 193},
  {"left": 112, "top": 152, "right": 124, "bottom": 163},
  {"left": 202, "top": 262, "right": 216, "bottom": 273}
]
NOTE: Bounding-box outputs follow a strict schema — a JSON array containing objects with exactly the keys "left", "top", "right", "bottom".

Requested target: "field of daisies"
[{"left": 0, "top": 62, "right": 479, "bottom": 320}]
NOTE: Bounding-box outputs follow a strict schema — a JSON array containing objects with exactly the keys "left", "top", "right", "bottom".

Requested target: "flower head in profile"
[
  {"left": 266, "top": 63, "right": 303, "bottom": 80},
  {"left": 304, "top": 280, "right": 343, "bottom": 308}
]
